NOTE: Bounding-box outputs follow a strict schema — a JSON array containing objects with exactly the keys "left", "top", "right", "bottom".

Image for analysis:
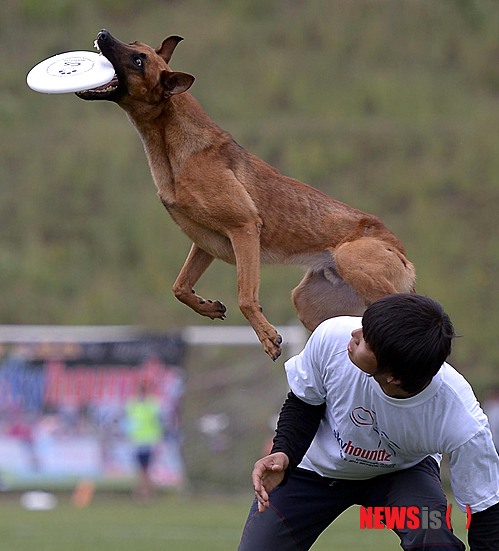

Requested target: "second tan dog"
[{"left": 77, "top": 30, "right": 416, "bottom": 360}]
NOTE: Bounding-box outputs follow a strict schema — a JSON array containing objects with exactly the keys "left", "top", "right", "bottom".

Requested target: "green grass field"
[{"left": 0, "top": 491, "right": 469, "bottom": 550}]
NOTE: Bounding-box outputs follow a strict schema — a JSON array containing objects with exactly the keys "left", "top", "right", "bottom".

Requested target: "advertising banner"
[{"left": 0, "top": 328, "right": 185, "bottom": 489}]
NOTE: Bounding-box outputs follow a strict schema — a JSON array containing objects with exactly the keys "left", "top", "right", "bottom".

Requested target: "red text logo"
[{"left": 359, "top": 505, "right": 471, "bottom": 531}]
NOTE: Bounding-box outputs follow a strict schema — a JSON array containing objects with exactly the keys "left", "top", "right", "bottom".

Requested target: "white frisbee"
[{"left": 27, "top": 51, "right": 115, "bottom": 94}]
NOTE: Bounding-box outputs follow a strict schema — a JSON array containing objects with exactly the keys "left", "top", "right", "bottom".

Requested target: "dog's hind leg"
[
  {"left": 172, "top": 243, "right": 228, "bottom": 320},
  {"left": 292, "top": 268, "right": 365, "bottom": 332},
  {"left": 333, "top": 237, "right": 416, "bottom": 305}
]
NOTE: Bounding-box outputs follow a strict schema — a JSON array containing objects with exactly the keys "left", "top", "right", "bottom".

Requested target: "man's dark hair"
[{"left": 361, "top": 294, "right": 455, "bottom": 394}]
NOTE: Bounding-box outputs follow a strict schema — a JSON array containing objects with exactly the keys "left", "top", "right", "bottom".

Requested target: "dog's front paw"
[{"left": 264, "top": 333, "right": 282, "bottom": 361}]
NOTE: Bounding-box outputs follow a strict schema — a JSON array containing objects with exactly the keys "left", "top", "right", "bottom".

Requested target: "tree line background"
[{"left": 2, "top": 0, "right": 498, "bottom": 395}]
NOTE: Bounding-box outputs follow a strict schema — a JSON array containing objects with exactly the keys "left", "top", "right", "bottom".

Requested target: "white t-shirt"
[{"left": 285, "top": 316, "right": 499, "bottom": 513}]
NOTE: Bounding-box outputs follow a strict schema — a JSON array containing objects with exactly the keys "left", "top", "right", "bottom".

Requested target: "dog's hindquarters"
[
  {"left": 292, "top": 237, "right": 416, "bottom": 332},
  {"left": 334, "top": 237, "right": 416, "bottom": 301}
]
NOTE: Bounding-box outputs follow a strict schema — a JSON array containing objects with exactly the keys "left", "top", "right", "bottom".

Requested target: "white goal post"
[
  {"left": 0, "top": 324, "right": 308, "bottom": 357},
  {"left": 181, "top": 325, "right": 308, "bottom": 358}
]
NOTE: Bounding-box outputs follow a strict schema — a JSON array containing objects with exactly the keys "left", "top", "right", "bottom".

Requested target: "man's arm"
[
  {"left": 271, "top": 391, "right": 326, "bottom": 479},
  {"left": 468, "top": 502, "right": 499, "bottom": 551},
  {"left": 252, "top": 391, "right": 326, "bottom": 512},
  {"left": 448, "top": 429, "right": 499, "bottom": 550},
  {"left": 270, "top": 392, "right": 326, "bottom": 475}
]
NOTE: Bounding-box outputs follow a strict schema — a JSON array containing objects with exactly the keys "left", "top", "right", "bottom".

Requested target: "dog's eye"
[{"left": 133, "top": 55, "right": 144, "bottom": 68}]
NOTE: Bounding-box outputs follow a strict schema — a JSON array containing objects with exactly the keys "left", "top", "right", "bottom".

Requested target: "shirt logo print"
[{"left": 350, "top": 406, "right": 400, "bottom": 457}]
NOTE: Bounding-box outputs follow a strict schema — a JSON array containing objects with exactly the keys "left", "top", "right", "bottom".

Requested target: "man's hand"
[{"left": 252, "top": 452, "right": 289, "bottom": 512}]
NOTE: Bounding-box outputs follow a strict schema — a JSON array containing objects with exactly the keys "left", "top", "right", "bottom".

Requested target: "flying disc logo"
[
  {"left": 47, "top": 57, "right": 94, "bottom": 77},
  {"left": 359, "top": 504, "right": 472, "bottom": 530}
]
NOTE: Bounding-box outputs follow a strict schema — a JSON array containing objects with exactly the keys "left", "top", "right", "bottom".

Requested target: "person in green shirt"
[{"left": 126, "top": 382, "right": 163, "bottom": 502}]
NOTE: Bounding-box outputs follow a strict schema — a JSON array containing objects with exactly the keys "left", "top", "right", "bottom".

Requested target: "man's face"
[{"left": 347, "top": 327, "right": 378, "bottom": 375}]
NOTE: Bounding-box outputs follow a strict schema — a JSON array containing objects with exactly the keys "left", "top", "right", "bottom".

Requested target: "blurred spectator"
[{"left": 126, "top": 382, "right": 163, "bottom": 502}]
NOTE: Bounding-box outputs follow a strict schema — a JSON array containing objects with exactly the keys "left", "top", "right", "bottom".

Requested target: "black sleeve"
[
  {"left": 270, "top": 391, "right": 326, "bottom": 478},
  {"left": 468, "top": 502, "right": 499, "bottom": 550}
]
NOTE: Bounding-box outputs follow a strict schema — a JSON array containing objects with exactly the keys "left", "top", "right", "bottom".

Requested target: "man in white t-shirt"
[{"left": 238, "top": 294, "right": 499, "bottom": 550}]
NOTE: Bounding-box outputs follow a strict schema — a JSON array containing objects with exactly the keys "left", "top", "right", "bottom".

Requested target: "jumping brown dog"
[{"left": 77, "top": 30, "right": 416, "bottom": 360}]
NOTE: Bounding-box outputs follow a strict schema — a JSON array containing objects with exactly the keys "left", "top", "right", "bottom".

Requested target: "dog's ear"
[
  {"left": 161, "top": 71, "right": 195, "bottom": 97},
  {"left": 156, "top": 35, "right": 184, "bottom": 64}
]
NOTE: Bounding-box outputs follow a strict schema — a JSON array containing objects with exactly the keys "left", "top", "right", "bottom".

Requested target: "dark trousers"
[{"left": 238, "top": 457, "right": 465, "bottom": 550}]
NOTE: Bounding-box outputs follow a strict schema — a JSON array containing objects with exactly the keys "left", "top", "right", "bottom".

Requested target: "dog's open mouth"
[
  {"left": 77, "top": 75, "right": 119, "bottom": 97},
  {"left": 75, "top": 40, "right": 122, "bottom": 100}
]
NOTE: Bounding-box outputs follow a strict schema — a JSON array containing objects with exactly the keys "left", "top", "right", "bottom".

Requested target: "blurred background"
[{"left": 1, "top": 0, "right": 499, "bottom": 518}]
